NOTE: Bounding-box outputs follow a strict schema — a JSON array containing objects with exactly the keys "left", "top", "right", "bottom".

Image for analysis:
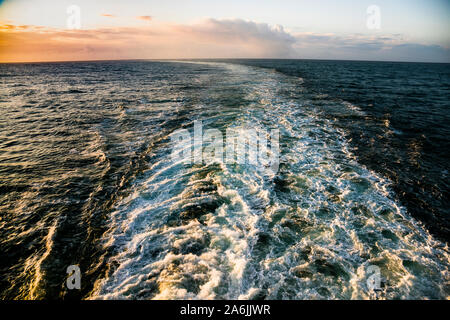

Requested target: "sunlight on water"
[
  {"left": 0, "top": 61, "right": 448, "bottom": 300},
  {"left": 88, "top": 63, "right": 449, "bottom": 300}
]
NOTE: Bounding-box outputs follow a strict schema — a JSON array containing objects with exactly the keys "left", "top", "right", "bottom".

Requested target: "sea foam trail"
[{"left": 90, "top": 62, "right": 449, "bottom": 300}]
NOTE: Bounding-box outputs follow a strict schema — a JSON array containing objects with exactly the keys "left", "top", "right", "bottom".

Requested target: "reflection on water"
[{"left": 0, "top": 60, "right": 448, "bottom": 300}]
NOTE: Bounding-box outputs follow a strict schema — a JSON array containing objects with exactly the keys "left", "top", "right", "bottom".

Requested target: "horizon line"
[{"left": 1, "top": 57, "right": 449, "bottom": 65}]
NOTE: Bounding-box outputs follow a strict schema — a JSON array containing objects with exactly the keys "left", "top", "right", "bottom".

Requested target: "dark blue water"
[
  {"left": 0, "top": 60, "right": 448, "bottom": 300},
  {"left": 227, "top": 59, "right": 450, "bottom": 242}
]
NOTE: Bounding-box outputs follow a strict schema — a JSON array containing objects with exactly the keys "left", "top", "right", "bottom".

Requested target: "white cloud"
[
  {"left": 1, "top": 19, "right": 448, "bottom": 62},
  {"left": 291, "top": 32, "right": 449, "bottom": 62},
  {"left": 171, "top": 19, "right": 297, "bottom": 58}
]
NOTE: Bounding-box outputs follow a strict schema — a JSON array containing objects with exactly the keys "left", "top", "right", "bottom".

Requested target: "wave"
[{"left": 89, "top": 62, "right": 449, "bottom": 300}]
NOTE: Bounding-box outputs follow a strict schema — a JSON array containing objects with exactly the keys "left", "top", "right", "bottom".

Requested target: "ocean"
[{"left": 0, "top": 59, "right": 448, "bottom": 299}]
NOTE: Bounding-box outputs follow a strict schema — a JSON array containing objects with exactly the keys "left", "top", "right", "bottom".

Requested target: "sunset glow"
[{"left": 1, "top": 0, "right": 449, "bottom": 62}]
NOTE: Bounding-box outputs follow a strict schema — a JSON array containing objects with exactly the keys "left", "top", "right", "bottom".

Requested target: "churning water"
[{"left": 0, "top": 60, "right": 448, "bottom": 299}]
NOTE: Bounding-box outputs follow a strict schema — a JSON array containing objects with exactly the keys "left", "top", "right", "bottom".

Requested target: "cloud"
[
  {"left": 0, "top": 19, "right": 298, "bottom": 61},
  {"left": 0, "top": 19, "right": 448, "bottom": 63},
  {"left": 171, "top": 19, "right": 297, "bottom": 58},
  {"left": 291, "top": 32, "right": 450, "bottom": 62},
  {"left": 101, "top": 14, "right": 116, "bottom": 18},
  {"left": 137, "top": 16, "right": 152, "bottom": 21}
]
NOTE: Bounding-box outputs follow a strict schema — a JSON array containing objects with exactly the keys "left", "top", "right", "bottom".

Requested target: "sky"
[{"left": 0, "top": 0, "right": 449, "bottom": 62}]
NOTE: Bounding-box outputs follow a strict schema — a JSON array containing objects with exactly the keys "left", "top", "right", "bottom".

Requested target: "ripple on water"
[{"left": 90, "top": 62, "right": 449, "bottom": 300}]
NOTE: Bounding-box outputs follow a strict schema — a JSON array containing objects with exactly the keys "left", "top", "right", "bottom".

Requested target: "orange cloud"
[
  {"left": 137, "top": 16, "right": 152, "bottom": 21},
  {"left": 1, "top": 19, "right": 446, "bottom": 63},
  {"left": 101, "top": 14, "right": 116, "bottom": 18},
  {"left": 0, "top": 23, "right": 44, "bottom": 32},
  {"left": 0, "top": 24, "right": 14, "bottom": 30},
  {"left": 0, "top": 19, "right": 297, "bottom": 62}
]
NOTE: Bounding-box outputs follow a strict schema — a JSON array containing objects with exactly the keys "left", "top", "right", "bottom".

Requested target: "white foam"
[{"left": 89, "top": 62, "right": 449, "bottom": 300}]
